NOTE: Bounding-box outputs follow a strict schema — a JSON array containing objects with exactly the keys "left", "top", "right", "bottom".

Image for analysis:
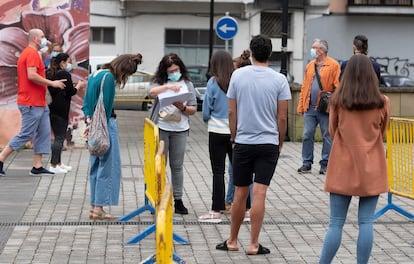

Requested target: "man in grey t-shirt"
[{"left": 216, "top": 35, "right": 291, "bottom": 255}]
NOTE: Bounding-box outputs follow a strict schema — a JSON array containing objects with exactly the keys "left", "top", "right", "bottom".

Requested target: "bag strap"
[
  {"left": 99, "top": 72, "right": 108, "bottom": 97},
  {"left": 314, "top": 63, "right": 323, "bottom": 91}
]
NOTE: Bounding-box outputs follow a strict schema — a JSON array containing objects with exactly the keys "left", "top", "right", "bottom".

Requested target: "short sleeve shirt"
[
  {"left": 17, "top": 46, "right": 47, "bottom": 106},
  {"left": 227, "top": 65, "right": 292, "bottom": 145}
]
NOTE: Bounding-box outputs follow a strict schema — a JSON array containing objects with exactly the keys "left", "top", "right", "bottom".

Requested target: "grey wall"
[{"left": 305, "top": 15, "right": 414, "bottom": 78}]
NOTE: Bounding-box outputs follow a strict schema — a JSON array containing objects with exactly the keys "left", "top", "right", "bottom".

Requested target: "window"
[
  {"left": 90, "top": 27, "right": 115, "bottom": 44},
  {"left": 349, "top": 0, "right": 412, "bottom": 6},
  {"left": 165, "top": 29, "right": 230, "bottom": 47},
  {"left": 260, "top": 12, "right": 291, "bottom": 38},
  {"left": 165, "top": 29, "right": 232, "bottom": 65}
]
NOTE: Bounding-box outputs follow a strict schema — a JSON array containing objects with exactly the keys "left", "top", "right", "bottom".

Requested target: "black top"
[
  {"left": 47, "top": 69, "right": 78, "bottom": 119},
  {"left": 340, "top": 58, "right": 382, "bottom": 84}
]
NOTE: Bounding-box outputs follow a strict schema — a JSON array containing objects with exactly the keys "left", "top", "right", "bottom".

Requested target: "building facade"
[{"left": 90, "top": 0, "right": 414, "bottom": 82}]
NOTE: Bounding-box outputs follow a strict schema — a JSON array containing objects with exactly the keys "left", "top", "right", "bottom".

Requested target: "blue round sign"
[{"left": 216, "top": 16, "right": 238, "bottom": 40}]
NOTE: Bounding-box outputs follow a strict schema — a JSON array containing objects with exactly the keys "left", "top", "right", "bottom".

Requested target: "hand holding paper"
[{"left": 158, "top": 81, "right": 193, "bottom": 108}]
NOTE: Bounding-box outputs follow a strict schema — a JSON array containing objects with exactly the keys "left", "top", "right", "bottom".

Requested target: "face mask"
[
  {"left": 310, "top": 48, "right": 317, "bottom": 59},
  {"left": 51, "top": 51, "right": 60, "bottom": 57},
  {"left": 65, "top": 63, "right": 72, "bottom": 72},
  {"left": 40, "top": 37, "right": 48, "bottom": 49},
  {"left": 168, "top": 71, "right": 182, "bottom": 82}
]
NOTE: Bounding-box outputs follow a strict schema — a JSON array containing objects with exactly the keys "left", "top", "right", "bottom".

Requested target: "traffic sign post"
[{"left": 216, "top": 14, "right": 238, "bottom": 52}]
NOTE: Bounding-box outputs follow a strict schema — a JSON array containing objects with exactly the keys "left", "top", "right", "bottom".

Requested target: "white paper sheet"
[{"left": 158, "top": 81, "right": 192, "bottom": 108}]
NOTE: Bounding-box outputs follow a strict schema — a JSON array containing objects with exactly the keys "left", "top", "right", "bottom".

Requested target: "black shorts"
[{"left": 232, "top": 143, "right": 280, "bottom": 187}]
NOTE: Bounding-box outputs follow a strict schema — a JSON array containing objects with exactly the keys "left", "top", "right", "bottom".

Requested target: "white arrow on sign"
[{"left": 219, "top": 24, "right": 236, "bottom": 33}]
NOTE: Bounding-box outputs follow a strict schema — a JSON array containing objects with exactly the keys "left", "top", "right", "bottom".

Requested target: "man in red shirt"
[{"left": 0, "top": 28, "right": 66, "bottom": 177}]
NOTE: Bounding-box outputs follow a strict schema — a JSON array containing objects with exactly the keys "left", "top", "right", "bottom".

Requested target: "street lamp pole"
[
  {"left": 281, "top": 0, "right": 290, "bottom": 141},
  {"left": 208, "top": 0, "right": 214, "bottom": 75}
]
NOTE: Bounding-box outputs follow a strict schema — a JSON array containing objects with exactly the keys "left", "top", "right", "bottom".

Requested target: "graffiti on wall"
[
  {"left": 0, "top": 0, "right": 89, "bottom": 148},
  {"left": 371, "top": 57, "right": 414, "bottom": 77}
]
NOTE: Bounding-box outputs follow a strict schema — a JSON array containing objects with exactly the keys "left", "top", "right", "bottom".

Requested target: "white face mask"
[
  {"left": 65, "top": 63, "right": 72, "bottom": 72},
  {"left": 310, "top": 48, "right": 317, "bottom": 59},
  {"left": 40, "top": 37, "right": 48, "bottom": 49}
]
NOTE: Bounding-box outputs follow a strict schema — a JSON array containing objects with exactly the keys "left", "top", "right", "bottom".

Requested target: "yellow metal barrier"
[
  {"left": 156, "top": 184, "right": 174, "bottom": 264},
  {"left": 119, "top": 118, "right": 158, "bottom": 224},
  {"left": 144, "top": 118, "right": 160, "bottom": 207},
  {"left": 121, "top": 118, "right": 189, "bottom": 248},
  {"left": 374, "top": 117, "right": 414, "bottom": 219}
]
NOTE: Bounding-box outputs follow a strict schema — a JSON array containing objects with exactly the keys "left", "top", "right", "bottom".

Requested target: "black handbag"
[{"left": 314, "top": 63, "right": 332, "bottom": 114}]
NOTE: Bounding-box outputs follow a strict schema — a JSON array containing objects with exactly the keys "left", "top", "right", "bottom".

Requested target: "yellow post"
[
  {"left": 156, "top": 184, "right": 174, "bottom": 264},
  {"left": 144, "top": 118, "right": 159, "bottom": 206}
]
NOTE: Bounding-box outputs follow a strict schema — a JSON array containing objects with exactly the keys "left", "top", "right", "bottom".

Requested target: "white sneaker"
[
  {"left": 48, "top": 166, "right": 68, "bottom": 174},
  {"left": 243, "top": 210, "right": 250, "bottom": 222},
  {"left": 60, "top": 164, "right": 72, "bottom": 171}
]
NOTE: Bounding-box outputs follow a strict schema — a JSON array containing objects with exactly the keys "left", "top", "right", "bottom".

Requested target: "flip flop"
[
  {"left": 216, "top": 240, "right": 239, "bottom": 251},
  {"left": 245, "top": 244, "right": 270, "bottom": 255}
]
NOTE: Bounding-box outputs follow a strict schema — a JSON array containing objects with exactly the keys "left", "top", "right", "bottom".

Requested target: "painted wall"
[
  {"left": 0, "top": 0, "right": 90, "bottom": 148},
  {"left": 305, "top": 15, "right": 414, "bottom": 78}
]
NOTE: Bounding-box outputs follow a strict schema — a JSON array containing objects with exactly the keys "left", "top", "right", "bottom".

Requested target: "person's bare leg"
[
  {"left": 227, "top": 186, "right": 250, "bottom": 248},
  {"left": 33, "top": 154, "right": 43, "bottom": 168},
  {"left": 247, "top": 182, "right": 268, "bottom": 253},
  {"left": 0, "top": 145, "right": 13, "bottom": 162}
]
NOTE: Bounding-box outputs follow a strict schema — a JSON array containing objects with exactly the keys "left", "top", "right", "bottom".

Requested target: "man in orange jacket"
[{"left": 297, "top": 39, "right": 340, "bottom": 175}]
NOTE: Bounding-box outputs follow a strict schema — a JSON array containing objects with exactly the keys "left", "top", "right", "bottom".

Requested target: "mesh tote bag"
[{"left": 88, "top": 73, "right": 110, "bottom": 156}]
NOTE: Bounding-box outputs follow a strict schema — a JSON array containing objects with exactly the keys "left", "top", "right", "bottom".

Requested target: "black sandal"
[
  {"left": 216, "top": 240, "right": 239, "bottom": 251},
  {"left": 245, "top": 244, "right": 270, "bottom": 255}
]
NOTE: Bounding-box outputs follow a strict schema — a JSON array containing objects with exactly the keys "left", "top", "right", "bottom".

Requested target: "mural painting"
[{"left": 0, "top": 0, "right": 89, "bottom": 148}]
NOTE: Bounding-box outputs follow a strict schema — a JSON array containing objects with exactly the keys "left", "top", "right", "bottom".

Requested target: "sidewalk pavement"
[{"left": 1, "top": 110, "right": 414, "bottom": 264}]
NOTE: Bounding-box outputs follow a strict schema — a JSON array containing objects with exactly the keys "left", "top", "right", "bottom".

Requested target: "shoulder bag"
[
  {"left": 88, "top": 73, "right": 110, "bottom": 156},
  {"left": 314, "top": 63, "right": 332, "bottom": 114}
]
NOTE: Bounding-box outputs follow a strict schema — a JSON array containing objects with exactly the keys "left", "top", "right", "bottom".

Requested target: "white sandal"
[{"left": 198, "top": 211, "right": 222, "bottom": 223}]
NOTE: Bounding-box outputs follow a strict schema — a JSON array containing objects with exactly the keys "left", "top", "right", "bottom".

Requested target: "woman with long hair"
[
  {"left": 83, "top": 53, "right": 142, "bottom": 220},
  {"left": 148, "top": 53, "right": 197, "bottom": 215},
  {"left": 319, "top": 55, "right": 390, "bottom": 263},
  {"left": 199, "top": 50, "right": 234, "bottom": 222}
]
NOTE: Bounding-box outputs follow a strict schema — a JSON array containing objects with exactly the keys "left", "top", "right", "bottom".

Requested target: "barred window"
[{"left": 260, "top": 12, "right": 291, "bottom": 38}]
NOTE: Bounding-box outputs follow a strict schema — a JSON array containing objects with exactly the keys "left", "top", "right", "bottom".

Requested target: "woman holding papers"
[{"left": 148, "top": 53, "right": 197, "bottom": 215}]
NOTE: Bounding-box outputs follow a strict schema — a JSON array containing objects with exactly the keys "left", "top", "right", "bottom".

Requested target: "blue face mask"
[
  {"left": 51, "top": 51, "right": 60, "bottom": 58},
  {"left": 168, "top": 71, "right": 182, "bottom": 82},
  {"left": 65, "top": 63, "right": 72, "bottom": 72},
  {"left": 40, "top": 37, "right": 48, "bottom": 49},
  {"left": 310, "top": 48, "right": 317, "bottom": 59}
]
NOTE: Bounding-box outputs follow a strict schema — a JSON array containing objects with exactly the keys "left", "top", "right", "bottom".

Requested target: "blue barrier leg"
[
  {"left": 126, "top": 224, "right": 189, "bottom": 245},
  {"left": 173, "top": 252, "right": 186, "bottom": 264},
  {"left": 374, "top": 192, "right": 393, "bottom": 219},
  {"left": 374, "top": 192, "right": 414, "bottom": 220},
  {"left": 119, "top": 184, "right": 156, "bottom": 222},
  {"left": 173, "top": 232, "right": 190, "bottom": 245},
  {"left": 126, "top": 224, "right": 156, "bottom": 245},
  {"left": 141, "top": 254, "right": 156, "bottom": 264}
]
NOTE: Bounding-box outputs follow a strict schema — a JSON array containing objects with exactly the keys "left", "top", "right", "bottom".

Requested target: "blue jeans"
[
  {"left": 9, "top": 105, "right": 51, "bottom": 154},
  {"left": 226, "top": 162, "right": 253, "bottom": 209},
  {"left": 301, "top": 107, "right": 331, "bottom": 168},
  {"left": 319, "top": 193, "right": 379, "bottom": 264},
  {"left": 225, "top": 162, "right": 234, "bottom": 204},
  {"left": 89, "top": 118, "right": 121, "bottom": 206},
  {"left": 159, "top": 129, "right": 188, "bottom": 200}
]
